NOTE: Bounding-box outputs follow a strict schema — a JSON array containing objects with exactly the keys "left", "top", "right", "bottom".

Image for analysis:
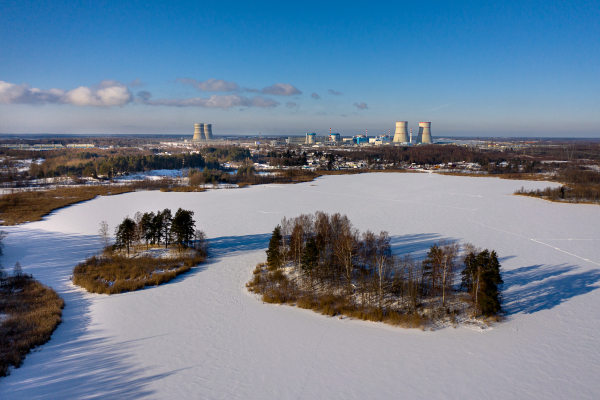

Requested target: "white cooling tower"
[
  {"left": 418, "top": 122, "right": 432, "bottom": 144},
  {"left": 204, "top": 124, "right": 213, "bottom": 140},
  {"left": 193, "top": 123, "right": 205, "bottom": 140},
  {"left": 393, "top": 121, "right": 409, "bottom": 143}
]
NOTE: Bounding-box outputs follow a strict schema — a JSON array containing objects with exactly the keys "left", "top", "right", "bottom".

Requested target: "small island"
[
  {"left": 0, "top": 261, "right": 64, "bottom": 377},
  {"left": 247, "top": 212, "right": 503, "bottom": 330},
  {"left": 73, "top": 208, "right": 208, "bottom": 295}
]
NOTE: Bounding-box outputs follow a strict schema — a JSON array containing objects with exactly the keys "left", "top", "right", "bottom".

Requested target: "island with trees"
[
  {"left": 247, "top": 212, "right": 503, "bottom": 330},
  {"left": 73, "top": 208, "right": 208, "bottom": 294}
]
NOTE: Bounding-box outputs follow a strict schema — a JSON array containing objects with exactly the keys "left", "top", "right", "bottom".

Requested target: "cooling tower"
[
  {"left": 393, "top": 121, "right": 409, "bottom": 143},
  {"left": 204, "top": 124, "right": 213, "bottom": 140},
  {"left": 418, "top": 122, "right": 432, "bottom": 144},
  {"left": 193, "top": 123, "right": 205, "bottom": 140}
]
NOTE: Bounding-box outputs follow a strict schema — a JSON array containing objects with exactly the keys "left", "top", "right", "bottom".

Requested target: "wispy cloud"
[
  {"left": 261, "top": 83, "right": 302, "bottom": 96},
  {"left": 141, "top": 93, "right": 279, "bottom": 109},
  {"left": 317, "top": 112, "right": 327, "bottom": 116},
  {"left": 136, "top": 90, "right": 151, "bottom": 101},
  {"left": 353, "top": 102, "right": 368, "bottom": 110},
  {"left": 311, "top": 93, "right": 321, "bottom": 100},
  {"left": 177, "top": 78, "right": 240, "bottom": 92},
  {"left": 328, "top": 89, "right": 343, "bottom": 96},
  {"left": 0, "top": 80, "right": 133, "bottom": 107},
  {"left": 285, "top": 101, "right": 299, "bottom": 108},
  {"left": 129, "top": 78, "right": 145, "bottom": 87}
]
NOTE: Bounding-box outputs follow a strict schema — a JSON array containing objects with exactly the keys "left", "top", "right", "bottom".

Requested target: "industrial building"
[{"left": 369, "top": 135, "right": 390, "bottom": 145}]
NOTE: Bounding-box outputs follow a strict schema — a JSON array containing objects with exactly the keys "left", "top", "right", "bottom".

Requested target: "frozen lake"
[{"left": 1, "top": 173, "right": 599, "bottom": 399}]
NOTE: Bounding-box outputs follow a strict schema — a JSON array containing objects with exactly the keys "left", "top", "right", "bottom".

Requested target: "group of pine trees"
[
  {"left": 264, "top": 212, "right": 502, "bottom": 318},
  {"left": 112, "top": 208, "right": 204, "bottom": 255}
]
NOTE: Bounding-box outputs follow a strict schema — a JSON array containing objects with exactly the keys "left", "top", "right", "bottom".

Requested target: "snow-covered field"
[{"left": 1, "top": 173, "right": 599, "bottom": 399}]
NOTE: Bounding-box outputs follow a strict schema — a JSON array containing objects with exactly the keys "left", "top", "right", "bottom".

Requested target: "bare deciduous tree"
[{"left": 98, "top": 221, "right": 110, "bottom": 250}]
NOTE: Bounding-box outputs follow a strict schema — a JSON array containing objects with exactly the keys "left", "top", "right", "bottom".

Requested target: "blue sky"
[{"left": 1, "top": 0, "right": 598, "bottom": 137}]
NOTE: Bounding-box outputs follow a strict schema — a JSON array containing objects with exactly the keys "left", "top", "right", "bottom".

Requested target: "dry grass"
[
  {"left": 246, "top": 263, "right": 429, "bottom": 329},
  {"left": 159, "top": 186, "right": 206, "bottom": 193},
  {"left": 0, "top": 275, "right": 64, "bottom": 377},
  {"left": 0, "top": 186, "right": 134, "bottom": 226},
  {"left": 436, "top": 171, "right": 553, "bottom": 181},
  {"left": 73, "top": 251, "right": 205, "bottom": 295}
]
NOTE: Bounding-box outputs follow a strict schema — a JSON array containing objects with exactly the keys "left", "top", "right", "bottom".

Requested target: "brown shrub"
[
  {"left": 73, "top": 252, "right": 205, "bottom": 295},
  {"left": 0, "top": 276, "right": 64, "bottom": 377}
]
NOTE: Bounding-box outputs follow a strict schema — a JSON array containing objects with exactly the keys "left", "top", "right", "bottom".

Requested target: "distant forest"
[{"left": 21, "top": 146, "right": 251, "bottom": 179}]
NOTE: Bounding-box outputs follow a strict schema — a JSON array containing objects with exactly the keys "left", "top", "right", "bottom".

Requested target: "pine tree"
[
  {"left": 171, "top": 208, "right": 196, "bottom": 250},
  {"left": 115, "top": 217, "right": 136, "bottom": 255},
  {"left": 478, "top": 250, "right": 503, "bottom": 316},
  {"left": 266, "top": 226, "right": 283, "bottom": 270},
  {"left": 140, "top": 212, "right": 155, "bottom": 250},
  {"left": 462, "top": 249, "right": 503, "bottom": 316},
  {"left": 301, "top": 237, "right": 319, "bottom": 284},
  {"left": 422, "top": 244, "right": 443, "bottom": 297}
]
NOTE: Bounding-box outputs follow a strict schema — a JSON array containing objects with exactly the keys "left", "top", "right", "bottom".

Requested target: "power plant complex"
[
  {"left": 189, "top": 121, "right": 433, "bottom": 145},
  {"left": 192, "top": 123, "right": 213, "bottom": 141},
  {"left": 393, "top": 121, "right": 433, "bottom": 144}
]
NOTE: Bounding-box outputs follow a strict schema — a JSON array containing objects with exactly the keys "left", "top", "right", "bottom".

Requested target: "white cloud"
[
  {"left": 311, "top": 93, "right": 321, "bottom": 100},
  {"left": 142, "top": 93, "right": 279, "bottom": 109},
  {"left": 261, "top": 83, "right": 302, "bottom": 96},
  {"left": 328, "top": 89, "right": 343, "bottom": 96},
  {"left": 353, "top": 102, "right": 368, "bottom": 110},
  {"left": 0, "top": 80, "right": 133, "bottom": 107},
  {"left": 177, "top": 78, "right": 240, "bottom": 92},
  {"left": 285, "top": 101, "right": 299, "bottom": 108}
]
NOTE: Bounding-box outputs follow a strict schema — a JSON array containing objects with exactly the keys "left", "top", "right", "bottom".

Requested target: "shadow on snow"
[
  {"left": 0, "top": 229, "right": 196, "bottom": 399},
  {"left": 502, "top": 264, "right": 600, "bottom": 314}
]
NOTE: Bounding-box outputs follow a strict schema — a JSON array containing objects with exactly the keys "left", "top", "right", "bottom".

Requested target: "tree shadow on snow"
[
  {"left": 208, "top": 232, "right": 447, "bottom": 261},
  {"left": 0, "top": 229, "right": 176, "bottom": 399},
  {"left": 502, "top": 264, "right": 600, "bottom": 314},
  {"left": 390, "top": 233, "right": 449, "bottom": 259},
  {"left": 208, "top": 233, "right": 272, "bottom": 258}
]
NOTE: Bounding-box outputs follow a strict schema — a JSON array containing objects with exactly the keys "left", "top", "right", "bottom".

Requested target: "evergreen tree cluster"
[{"left": 114, "top": 208, "right": 200, "bottom": 254}]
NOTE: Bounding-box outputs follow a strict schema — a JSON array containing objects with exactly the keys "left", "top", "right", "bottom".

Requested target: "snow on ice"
[{"left": 0, "top": 173, "right": 599, "bottom": 399}]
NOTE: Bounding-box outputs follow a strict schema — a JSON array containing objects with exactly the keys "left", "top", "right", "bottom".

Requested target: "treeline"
[
  {"left": 112, "top": 208, "right": 204, "bottom": 254},
  {"left": 30, "top": 153, "right": 205, "bottom": 179},
  {"left": 248, "top": 212, "right": 503, "bottom": 329},
  {"left": 187, "top": 167, "right": 317, "bottom": 186},
  {"left": 329, "top": 145, "right": 566, "bottom": 174},
  {"left": 262, "top": 149, "right": 308, "bottom": 167},
  {"left": 200, "top": 146, "right": 251, "bottom": 163},
  {"left": 515, "top": 168, "right": 600, "bottom": 204}
]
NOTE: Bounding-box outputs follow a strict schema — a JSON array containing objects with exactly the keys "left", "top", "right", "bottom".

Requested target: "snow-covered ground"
[{"left": 1, "top": 173, "right": 599, "bottom": 399}]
